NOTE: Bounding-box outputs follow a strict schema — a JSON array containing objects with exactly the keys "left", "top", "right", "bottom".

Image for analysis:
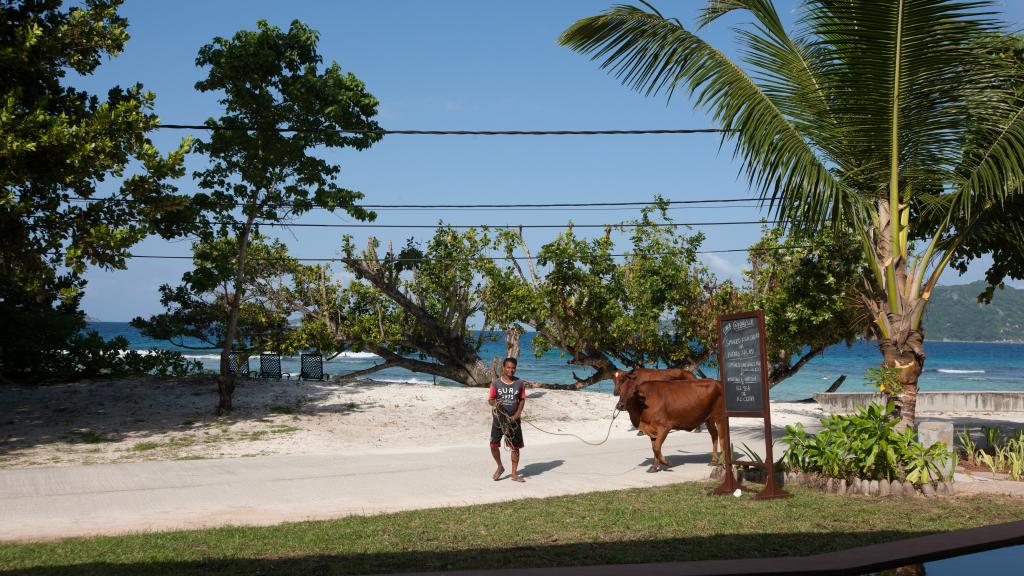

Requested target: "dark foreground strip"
[{"left": 393, "top": 519, "right": 1024, "bottom": 576}]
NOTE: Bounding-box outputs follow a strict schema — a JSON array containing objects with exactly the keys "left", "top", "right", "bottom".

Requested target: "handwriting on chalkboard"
[{"left": 720, "top": 314, "right": 766, "bottom": 414}]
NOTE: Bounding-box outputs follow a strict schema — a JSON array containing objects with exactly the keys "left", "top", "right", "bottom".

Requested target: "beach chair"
[
  {"left": 299, "top": 353, "right": 329, "bottom": 381},
  {"left": 258, "top": 352, "right": 283, "bottom": 380},
  {"left": 227, "top": 351, "right": 253, "bottom": 377}
]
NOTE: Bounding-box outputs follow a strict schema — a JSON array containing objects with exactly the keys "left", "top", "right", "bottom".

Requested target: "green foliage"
[
  {"left": 864, "top": 366, "right": 902, "bottom": 395},
  {"left": 957, "top": 426, "right": 978, "bottom": 465},
  {"left": 184, "top": 19, "right": 381, "bottom": 390},
  {"left": 0, "top": 0, "right": 192, "bottom": 382},
  {"left": 189, "top": 19, "right": 382, "bottom": 232},
  {"left": 132, "top": 235, "right": 294, "bottom": 353},
  {"left": 743, "top": 226, "right": 866, "bottom": 385},
  {"left": 965, "top": 426, "right": 1024, "bottom": 480},
  {"left": 258, "top": 226, "right": 500, "bottom": 386},
  {"left": 781, "top": 402, "right": 955, "bottom": 485},
  {"left": 560, "top": 1, "right": 1024, "bottom": 424},
  {"left": 486, "top": 201, "right": 737, "bottom": 383}
]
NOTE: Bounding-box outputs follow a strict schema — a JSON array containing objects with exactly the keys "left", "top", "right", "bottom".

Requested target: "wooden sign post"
[{"left": 711, "top": 310, "right": 790, "bottom": 499}]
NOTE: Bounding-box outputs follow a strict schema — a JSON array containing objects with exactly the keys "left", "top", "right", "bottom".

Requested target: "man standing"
[{"left": 488, "top": 357, "right": 526, "bottom": 482}]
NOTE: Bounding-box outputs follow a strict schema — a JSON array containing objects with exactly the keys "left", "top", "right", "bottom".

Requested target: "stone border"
[{"left": 783, "top": 470, "right": 953, "bottom": 497}]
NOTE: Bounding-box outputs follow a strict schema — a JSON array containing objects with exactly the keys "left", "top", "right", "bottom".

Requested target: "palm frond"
[{"left": 558, "top": 3, "right": 844, "bottom": 233}]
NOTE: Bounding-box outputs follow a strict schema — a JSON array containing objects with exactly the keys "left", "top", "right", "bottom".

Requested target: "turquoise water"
[{"left": 88, "top": 322, "right": 1024, "bottom": 401}]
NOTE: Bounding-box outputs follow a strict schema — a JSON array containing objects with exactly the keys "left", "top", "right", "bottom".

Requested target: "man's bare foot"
[
  {"left": 511, "top": 475, "right": 525, "bottom": 483},
  {"left": 493, "top": 466, "right": 504, "bottom": 481}
]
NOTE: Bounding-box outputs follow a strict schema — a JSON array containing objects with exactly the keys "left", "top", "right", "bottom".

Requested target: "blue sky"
[{"left": 76, "top": 0, "right": 1024, "bottom": 321}]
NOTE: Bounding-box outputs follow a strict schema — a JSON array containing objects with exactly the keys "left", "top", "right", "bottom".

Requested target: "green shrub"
[
  {"left": 780, "top": 401, "right": 954, "bottom": 486},
  {"left": 63, "top": 332, "right": 204, "bottom": 379}
]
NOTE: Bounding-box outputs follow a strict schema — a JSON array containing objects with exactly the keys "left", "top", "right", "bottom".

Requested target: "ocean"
[{"left": 88, "top": 322, "right": 1024, "bottom": 401}]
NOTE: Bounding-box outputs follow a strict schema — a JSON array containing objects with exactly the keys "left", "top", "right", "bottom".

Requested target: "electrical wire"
[{"left": 158, "top": 125, "right": 735, "bottom": 136}]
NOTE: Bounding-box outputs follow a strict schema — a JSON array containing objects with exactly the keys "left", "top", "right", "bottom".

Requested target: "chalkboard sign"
[{"left": 719, "top": 312, "right": 767, "bottom": 414}]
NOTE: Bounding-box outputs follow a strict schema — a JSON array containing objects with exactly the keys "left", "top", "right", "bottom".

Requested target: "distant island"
[{"left": 924, "top": 281, "right": 1024, "bottom": 343}]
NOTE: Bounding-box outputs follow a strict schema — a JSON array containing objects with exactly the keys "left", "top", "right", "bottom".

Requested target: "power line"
[
  {"left": 58, "top": 195, "right": 762, "bottom": 209},
  {"left": 159, "top": 125, "right": 735, "bottom": 136},
  {"left": 246, "top": 220, "right": 773, "bottom": 229},
  {"left": 115, "top": 245, "right": 815, "bottom": 264}
]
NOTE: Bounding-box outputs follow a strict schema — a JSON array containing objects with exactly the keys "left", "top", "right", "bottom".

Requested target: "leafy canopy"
[{"left": 1, "top": 0, "right": 190, "bottom": 381}]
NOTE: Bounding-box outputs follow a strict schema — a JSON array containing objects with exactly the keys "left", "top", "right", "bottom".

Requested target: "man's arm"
[
  {"left": 487, "top": 384, "right": 497, "bottom": 407},
  {"left": 511, "top": 388, "right": 526, "bottom": 420}
]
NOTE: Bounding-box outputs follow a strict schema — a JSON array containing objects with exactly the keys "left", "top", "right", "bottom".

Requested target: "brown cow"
[
  {"left": 612, "top": 367, "right": 697, "bottom": 397},
  {"left": 617, "top": 377, "right": 724, "bottom": 472},
  {"left": 613, "top": 368, "right": 698, "bottom": 432}
]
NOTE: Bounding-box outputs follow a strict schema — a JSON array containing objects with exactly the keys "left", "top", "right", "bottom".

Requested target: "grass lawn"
[{"left": 1, "top": 482, "right": 1022, "bottom": 575}]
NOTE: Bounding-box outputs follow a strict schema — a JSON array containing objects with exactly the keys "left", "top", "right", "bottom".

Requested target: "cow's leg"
[
  {"left": 705, "top": 416, "right": 720, "bottom": 466},
  {"left": 650, "top": 426, "right": 671, "bottom": 470},
  {"left": 647, "top": 434, "right": 660, "bottom": 473}
]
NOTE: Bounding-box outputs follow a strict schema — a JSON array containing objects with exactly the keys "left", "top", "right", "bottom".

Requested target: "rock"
[
  {"left": 879, "top": 479, "right": 891, "bottom": 497},
  {"left": 891, "top": 480, "right": 903, "bottom": 496},
  {"left": 918, "top": 421, "right": 956, "bottom": 479},
  {"left": 903, "top": 482, "right": 917, "bottom": 497},
  {"left": 937, "top": 481, "right": 950, "bottom": 496},
  {"left": 838, "top": 478, "right": 847, "bottom": 495},
  {"left": 869, "top": 479, "right": 879, "bottom": 496},
  {"left": 922, "top": 483, "right": 935, "bottom": 497},
  {"left": 848, "top": 478, "right": 861, "bottom": 495},
  {"left": 860, "top": 479, "right": 871, "bottom": 496}
]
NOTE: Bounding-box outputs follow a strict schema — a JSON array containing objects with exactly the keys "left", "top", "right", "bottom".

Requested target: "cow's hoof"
[
  {"left": 635, "top": 430, "right": 645, "bottom": 436},
  {"left": 647, "top": 465, "right": 660, "bottom": 473}
]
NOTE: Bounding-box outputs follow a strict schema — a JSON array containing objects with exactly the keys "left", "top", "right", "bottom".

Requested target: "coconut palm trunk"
[{"left": 560, "top": 0, "right": 1024, "bottom": 428}]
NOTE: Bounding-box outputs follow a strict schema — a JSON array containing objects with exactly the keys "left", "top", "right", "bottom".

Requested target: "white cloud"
[{"left": 702, "top": 253, "right": 743, "bottom": 282}]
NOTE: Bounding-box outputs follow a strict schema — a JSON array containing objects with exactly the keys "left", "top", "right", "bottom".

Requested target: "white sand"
[{"left": 0, "top": 376, "right": 830, "bottom": 469}]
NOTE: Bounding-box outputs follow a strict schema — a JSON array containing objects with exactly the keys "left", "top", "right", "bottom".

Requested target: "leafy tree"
[
  {"left": 264, "top": 227, "right": 500, "bottom": 386},
  {"left": 132, "top": 234, "right": 295, "bottom": 361},
  {"left": 743, "top": 227, "right": 866, "bottom": 387},
  {"left": 0, "top": 0, "right": 190, "bottom": 382},
  {"left": 561, "top": 1, "right": 1024, "bottom": 426},
  {"left": 486, "top": 202, "right": 738, "bottom": 387},
  {"left": 189, "top": 20, "right": 382, "bottom": 413}
]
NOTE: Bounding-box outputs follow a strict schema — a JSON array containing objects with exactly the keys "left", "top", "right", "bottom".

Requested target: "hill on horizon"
[{"left": 923, "top": 281, "right": 1024, "bottom": 343}]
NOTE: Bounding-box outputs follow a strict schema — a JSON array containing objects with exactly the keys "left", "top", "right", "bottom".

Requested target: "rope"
[
  {"left": 491, "top": 405, "right": 521, "bottom": 451},
  {"left": 520, "top": 407, "right": 623, "bottom": 447}
]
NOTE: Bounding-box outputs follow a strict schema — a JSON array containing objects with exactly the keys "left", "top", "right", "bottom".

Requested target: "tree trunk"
[
  {"left": 216, "top": 219, "right": 255, "bottom": 415},
  {"left": 878, "top": 329, "right": 925, "bottom": 429}
]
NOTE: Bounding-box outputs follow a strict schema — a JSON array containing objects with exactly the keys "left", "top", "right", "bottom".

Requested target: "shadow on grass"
[{"left": 0, "top": 530, "right": 940, "bottom": 575}]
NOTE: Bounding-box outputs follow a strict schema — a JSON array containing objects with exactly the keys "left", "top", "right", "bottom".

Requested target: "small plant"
[
  {"left": 780, "top": 401, "right": 954, "bottom": 486},
  {"left": 864, "top": 366, "right": 902, "bottom": 395},
  {"left": 957, "top": 426, "right": 977, "bottom": 465},
  {"left": 983, "top": 426, "right": 1002, "bottom": 451},
  {"left": 270, "top": 406, "right": 294, "bottom": 415},
  {"left": 132, "top": 442, "right": 159, "bottom": 452}
]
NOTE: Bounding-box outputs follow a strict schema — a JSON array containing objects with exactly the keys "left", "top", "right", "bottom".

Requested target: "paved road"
[{"left": 0, "top": 430, "right": 738, "bottom": 542}]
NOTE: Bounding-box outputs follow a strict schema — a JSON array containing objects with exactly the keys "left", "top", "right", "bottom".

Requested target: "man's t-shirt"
[{"left": 489, "top": 377, "right": 525, "bottom": 415}]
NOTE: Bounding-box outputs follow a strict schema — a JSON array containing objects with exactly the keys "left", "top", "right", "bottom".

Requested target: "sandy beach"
[
  {"left": 0, "top": 376, "right": 821, "bottom": 468},
  {"left": 2, "top": 376, "right": 1021, "bottom": 469}
]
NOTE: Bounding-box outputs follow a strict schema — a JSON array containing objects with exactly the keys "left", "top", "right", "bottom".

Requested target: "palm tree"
[{"left": 560, "top": 0, "right": 1024, "bottom": 427}]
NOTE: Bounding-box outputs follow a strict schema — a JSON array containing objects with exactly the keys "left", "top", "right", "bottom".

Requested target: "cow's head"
[
  {"left": 614, "top": 370, "right": 640, "bottom": 410},
  {"left": 612, "top": 368, "right": 636, "bottom": 397}
]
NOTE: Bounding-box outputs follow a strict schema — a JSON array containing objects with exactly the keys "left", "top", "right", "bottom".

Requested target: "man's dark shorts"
[{"left": 490, "top": 413, "right": 524, "bottom": 449}]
